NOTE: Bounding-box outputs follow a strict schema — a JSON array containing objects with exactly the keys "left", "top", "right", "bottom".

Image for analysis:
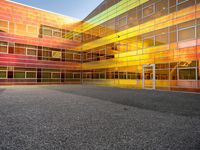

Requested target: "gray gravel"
[{"left": 0, "top": 85, "right": 199, "bottom": 150}]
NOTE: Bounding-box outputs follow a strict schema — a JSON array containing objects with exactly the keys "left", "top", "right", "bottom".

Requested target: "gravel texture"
[{"left": 0, "top": 85, "right": 199, "bottom": 150}]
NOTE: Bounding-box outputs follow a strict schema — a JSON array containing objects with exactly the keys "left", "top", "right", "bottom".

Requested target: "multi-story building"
[
  {"left": 1, "top": 0, "right": 200, "bottom": 92},
  {"left": 81, "top": 0, "right": 200, "bottom": 92},
  {"left": 0, "top": 0, "right": 82, "bottom": 85}
]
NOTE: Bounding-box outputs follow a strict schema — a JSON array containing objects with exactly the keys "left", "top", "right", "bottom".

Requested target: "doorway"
[{"left": 142, "top": 64, "right": 155, "bottom": 89}]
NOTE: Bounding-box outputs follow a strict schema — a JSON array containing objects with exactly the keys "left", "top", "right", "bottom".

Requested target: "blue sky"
[{"left": 11, "top": 0, "right": 104, "bottom": 19}]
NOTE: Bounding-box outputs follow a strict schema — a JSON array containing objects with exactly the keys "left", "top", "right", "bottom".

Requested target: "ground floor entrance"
[{"left": 142, "top": 64, "right": 156, "bottom": 90}]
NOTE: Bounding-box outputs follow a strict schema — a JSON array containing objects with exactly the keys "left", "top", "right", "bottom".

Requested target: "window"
[
  {"left": 62, "top": 30, "right": 73, "bottom": 40},
  {"left": 52, "top": 72, "right": 60, "bottom": 79},
  {"left": 84, "top": 31, "right": 92, "bottom": 41},
  {"left": 83, "top": 72, "right": 92, "bottom": 79},
  {"left": 170, "top": 0, "right": 176, "bottom": 6},
  {"left": 15, "top": 47, "right": 26, "bottom": 55},
  {"left": 0, "top": 67, "right": 7, "bottom": 79},
  {"left": 128, "top": 9, "right": 138, "bottom": 27},
  {"left": 0, "top": 20, "right": 9, "bottom": 33},
  {"left": 26, "top": 72, "right": 36, "bottom": 79},
  {"left": 27, "top": 48, "right": 37, "bottom": 56},
  {"left": 170, "top": 32, "right": 177, "bottom": 43},
  {"left": 127, "top": 72, "right": 137, "bottom": 79},
  {"left": 52, "top": 51, "right": 61, "bottom": 59},
  {"left": 53, "top": 30, "right": 61, "bottom": 38},
  {"left": 93, "top": 72, "right": 99, "bottom": 79},
  {"left": 143, "top": 4, "right": 155, "bottom": 18},
  {"left": 178, "top": 27, "right": 195, "bottom": 41},
  {"left": 26, "top": 45, "right": 37, "bottom": 56},
  {"left": 42, "top": 72, "right": 51, "bottom": 78},
  {"left": 177, "top": 0, "right": 189, "bottom": 4},
  {"left": 156, "top": 63, "right": 169, "bottom": 69},
  {"left": 0, "top": 20, "right": 8, "bottom": 28},
  {"left": 178, "top": 20, "right": 195, "bottom": 29},
  {"left": 177, "top": 0, "right": 195, "bottom": 10},
  {"left": 74, "top": 73, "right": 81, "bottom": 79},
  {"left": 179, "top": 69, "right": 196, "bottom": 80},
  {"left": 155, "top": 0, "right": 168, "bottom": 16},
  {"left": 99, "top": 25, "right": 106, "bottom": 37},
  {"left": 86, "top": 52, "right": 92, "bottom": 61},
  {"left": 73, "top": 33, "right": 82, "bottom": 41},
  {"left": 66, "top": 72, "right": 73, "bottom": 79},
  {"left": 118, "top": 16, "right": 127, "bottom": 29},
  {"left": 15, "top": 44, "right": 26, "bottom": 55},
  {"left": 156, "top": 70, "right": 169, "bottom": 80},
  {"left": 16, "top": 24, "right": 26, "bottom": 34},
  {"left": 43, "top": 28, "right": 52, "bottom": 36},
  {"left": 143, "top": 37, "right": 154, "bottom": 48},
  {"left": 106, "top": 19, "right": 115, "bottom": 34},
  {"left": 178, "top": 61, "right": 196, "bottom": 68},
  {"left": 197, "top": 26, "right": 200, "bottom": 39},
  {"left": 99, "top": 49, "right": 106, "bottom": 60},
  {"left": 74, "top": 53, "right": 81, "bottom": 60},
  {"left": 43, "top": 48, "right": 52, "bottom": 59},
  {"left": 14, "top": 72, "right": 25, "bottom": 79},
  {"left": 119, "top": 72, "right": 127, "bottom": 79},
  {"left": 27, "top": 25, "right": 37, "bottom": 34},
  {"left": 116, "top": 43, "right": 128, "bottom": 52},
  {"left": 65, "top": 52, "right": 73, "bottom": 61},
  {"left": 0, "top": 71, "right": 7, "bottom": 79},
  {"left": 155, "top": 34, "right": 168, "bottom": 46},
  {"left": 0, "top": 41, "right": 8, "bottom": 53},
  {"left": 99, "top": 72, "right": 106, "bottom": 79},
  {"left": 170, "top": 68, "right": 177, "bottom": 80}
]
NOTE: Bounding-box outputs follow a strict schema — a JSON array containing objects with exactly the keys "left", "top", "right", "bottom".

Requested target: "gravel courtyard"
[{"left": 0, "top": 85, "right": 200, "bottom": 150}]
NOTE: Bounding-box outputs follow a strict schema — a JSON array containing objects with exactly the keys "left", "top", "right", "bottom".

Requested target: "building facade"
[
  {"left": 81, "top": 0, "right": 200, "bottom": 92},
  {"left": 1, "top": 0, "right": 200, "bottom": 92},
  {"left": 0, "top": 0, "right": 82, "bottom": 85}
]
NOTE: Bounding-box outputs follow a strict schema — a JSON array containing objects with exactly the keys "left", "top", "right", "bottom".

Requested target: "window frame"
[
  {"left": 51, "top": 72, "right": 61, "bottom": 79},
  {"left": 178, "top": 26, "right": 196, "bottom": 42},
  {"left": 14, "top": 44, "right": 26, "bottom": 55},
  {"left": 73, "top": 72, "right": 81, "bottom": 79},
  {"left": 142, "top": 36, "right": 155, "bottom": 49},
  {"left": 177, "top": 0, "right": 189, "bottom": 5},
  {"left": 117, "top": 15, "right": 128, "bottom": 30},
  {"left": 177, "top": 67, "right": 197, "bottom": 81},
  {"left": 26, "top": 71, "right": 37, "bottom": 79},
  {"left": 0, "top": 41, "right": 8, "bottom": 54},
  {"left": 0, "top": 69, "right": 8, "bottom": 79},
  {"left": 0, "top": 19, "right": 9, "bottom": 33},
  {"left": 14, "top": 71, "right": 26, "bottom": 79},
  {"left": 43, "top": 28, "right": 53, "bottom": 37},
  {"left": 142, "top": 4, "right": 155, "bottom": 18},
  {"left": 26, "top": 47, "right": 38, "bottom": 56},
  {"left": 53, "top": 29, "right": 62, "bottom": 38}
]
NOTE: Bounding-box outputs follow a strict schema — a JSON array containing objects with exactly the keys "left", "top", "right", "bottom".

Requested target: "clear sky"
[{"left": 11, "top": 0, "right": 104, "bottom": 20}]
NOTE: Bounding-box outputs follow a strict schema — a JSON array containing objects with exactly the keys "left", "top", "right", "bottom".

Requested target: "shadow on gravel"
[{"left": 46, "top": 85, "right": 200, "bottom": 117}]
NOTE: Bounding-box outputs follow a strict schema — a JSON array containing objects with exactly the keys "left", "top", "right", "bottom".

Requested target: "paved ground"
[{"left": 0, "top": 85, "right": 200, "bottom": 150}]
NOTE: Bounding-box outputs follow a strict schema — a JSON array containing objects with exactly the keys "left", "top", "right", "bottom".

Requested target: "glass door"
[{"left": 143, "top": 64, "right": 155, "bottom": 89}]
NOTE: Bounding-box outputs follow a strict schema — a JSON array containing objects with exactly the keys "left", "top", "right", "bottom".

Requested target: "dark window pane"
[
  {"left": 14, "top": 72, "right": 25, "bottom": 78},
  {"left": 43, "top": 29, "right": 52, "bottom": 36},
  {"left": 0, "top": 71, "right": 7, "bottom": 78},
  {"left": 26, "top": 72, "right": 36, "bottom": 78},
  {"left": 179, "top": 69, "right": 196, "bottom": 80}
]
